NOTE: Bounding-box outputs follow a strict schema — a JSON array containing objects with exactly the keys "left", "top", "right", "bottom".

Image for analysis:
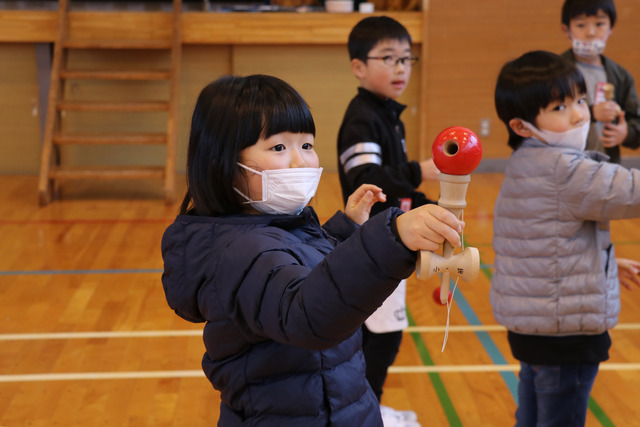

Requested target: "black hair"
[
  {"left": 494, "top": 50, "right": 587, "bottom": 150},
  {"left": 347, "top": 16, "right": 412, "bottom": 61},
  {"left": 181, "top": 74, "right": 316, "bottom": 216},
  {"left": 561, "top": 0, "right": 616, "bottom": 27}
]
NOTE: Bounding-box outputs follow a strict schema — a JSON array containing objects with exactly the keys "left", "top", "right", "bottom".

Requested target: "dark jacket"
[
  {"left": 161, "top": 207, "right": 416, "bottom": 426},
  {"left": 337, "top": 87, "right": 432, "bottom": 215},
  {"left": 562, "top": 49, "right": 640, "bottom": 164}
]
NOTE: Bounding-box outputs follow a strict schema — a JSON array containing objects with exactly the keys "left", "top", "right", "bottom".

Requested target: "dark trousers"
[
  {"left": 515, "top": 362, "right": 599, "bottom": 427},
  {"left": 361, "top": 324, "right": 403, "bottom": 402}
]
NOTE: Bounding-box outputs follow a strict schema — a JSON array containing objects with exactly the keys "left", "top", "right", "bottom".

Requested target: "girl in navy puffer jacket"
[{"left": 161, "top": 74, "right": 464, "bottom": 426}]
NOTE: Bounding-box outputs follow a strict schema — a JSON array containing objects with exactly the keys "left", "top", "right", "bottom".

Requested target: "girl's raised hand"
[
  {"left": 345, "top": 184, "right": 386, "bottom": 225},
  {"left": 395, "top": 204, "right": 463, "bottom": 252}
]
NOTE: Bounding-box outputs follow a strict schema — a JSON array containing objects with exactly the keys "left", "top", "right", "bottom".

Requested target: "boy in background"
[
  {"left": 491, "top": 50, "right": 640, "bottom": 426},
  {"left": 337, "top": 16, "right": 438, "bottom": 427},
  {"left": 561, "top": 0, "right": 640, "bottom": 163}
]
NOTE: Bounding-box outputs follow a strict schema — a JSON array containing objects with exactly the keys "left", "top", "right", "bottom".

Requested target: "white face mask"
[
  {"left": 521, "top": 120, "right": 590, "bottom": 151},
  {"left": 234, "top": 163, "right": 323, "bottom": 215},
  {"left": 571, "top": 38, "right": 606, "bottom": 57}
]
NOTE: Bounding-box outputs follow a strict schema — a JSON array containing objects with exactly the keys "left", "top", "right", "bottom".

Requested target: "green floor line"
[
  {"left": 588, "top": 397, "right": 615, "bottom": 426},
  {"left": 406, "top": 309, "right": 462, "bottom": 426}
]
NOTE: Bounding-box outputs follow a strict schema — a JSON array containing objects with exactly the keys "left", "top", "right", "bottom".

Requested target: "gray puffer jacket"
[{"left": 491, "top": 138, "right": 640, "bottom": 336}]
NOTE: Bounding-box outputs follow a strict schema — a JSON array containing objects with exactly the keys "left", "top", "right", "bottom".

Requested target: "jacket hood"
[{"left": 160, "top": 208, "right": 322, "bottom": 323}]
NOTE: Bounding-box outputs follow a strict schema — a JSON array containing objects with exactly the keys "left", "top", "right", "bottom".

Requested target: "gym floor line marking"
[
  {"left": 3, "top": 363, "right": 639, "bottom": 383},
  {"left": 390, "top": 363, "right": 640, "bottom": 373},
  {"left": 2, "top": 323, "right": 639, "bottom": 341},
  {"left": 406, "top": 310, "right": 462, "bottom": 426},
  {"left": 0, "top": 330, "right": 202, "bottom": 341},
  {"left": 0, "top": 268, "right": 163, "bottom": 276},
  {"left": 407, "top": 323, "right": 640, "bottom": 332},
  {"left": 0, "top": 325, "right": 521, "bottom": 341},
  {"left": 5, "top": 268, "right": 494, "bottom": 276},
  {"left": 0, "top": 218, "right": 172, "bottom": 225}
]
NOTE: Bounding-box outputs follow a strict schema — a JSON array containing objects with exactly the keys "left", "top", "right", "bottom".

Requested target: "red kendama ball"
[
  {"left": 432, "top": 126, "right": 483, "bottom": 175},
  {"left": 432, "top": 287, "right": 453, "bottom": 305}
]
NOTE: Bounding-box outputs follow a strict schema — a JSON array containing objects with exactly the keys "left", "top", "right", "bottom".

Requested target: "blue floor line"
[{"left": 452, "top": 287, "right": 519, "bottom": 401}]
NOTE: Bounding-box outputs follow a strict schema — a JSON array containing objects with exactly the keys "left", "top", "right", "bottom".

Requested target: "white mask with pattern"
[{"left": 572, "top": 38, "right": 606, "bottom": 57}]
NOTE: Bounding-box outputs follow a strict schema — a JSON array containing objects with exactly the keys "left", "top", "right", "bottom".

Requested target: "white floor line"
[
  {"left": 405, "top": 325, "right": 506, "bottom": 333},
  {"left": 0, "top": 330, "right": 202, "bottom": 341},
  {"left": 389, "top": 362, "right": 640, "bottom": 374},
  {"left": 388, "top": 365, "right": 520, "bottom": 373},
  {"left": 3, "top": 362, "right": 640, "bottom": 383},
  {"left": 2, "top": 323, "right": 639, "bottom": 341},
  {"left": 406, "top": 323, "right": 640, "bottom": 333},
  {"left": 0, "top": 370, "right": 203, "bottom": 383}
]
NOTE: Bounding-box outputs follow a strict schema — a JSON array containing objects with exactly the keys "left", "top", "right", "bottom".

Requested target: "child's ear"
[
  {"left": 351, "top": 58, "right": 367, "bottom": 79},
  {"left": 561, "top": 24, "right": 571, "bottom": 40},
  {"left": 509, "top": 118, "right": 533, "bottom": 138}
]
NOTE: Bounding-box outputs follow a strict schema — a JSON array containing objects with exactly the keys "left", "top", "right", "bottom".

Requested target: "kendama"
[
  {"left": 603, "top": 83, "right": 622, "bottom": 115},
  {"left": 416, "top": 126, "right": 483, "bottom": 304},
  {"left": 603, "top": 82, "right": 615, "bottom": 102}
]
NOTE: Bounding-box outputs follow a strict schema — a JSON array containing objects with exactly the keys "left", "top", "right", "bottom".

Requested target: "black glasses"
[{"left": 365, "top": 55, "right": 419, "bottom": 67}]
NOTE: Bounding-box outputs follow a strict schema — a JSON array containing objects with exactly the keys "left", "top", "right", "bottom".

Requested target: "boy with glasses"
[{"left": 337, "top": 16, "right": 437, "bottom": 427}]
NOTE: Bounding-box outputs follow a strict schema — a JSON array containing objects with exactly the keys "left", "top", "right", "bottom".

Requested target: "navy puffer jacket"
[{"left": 161, "top": 207, "right": 416, "bottom": 426}]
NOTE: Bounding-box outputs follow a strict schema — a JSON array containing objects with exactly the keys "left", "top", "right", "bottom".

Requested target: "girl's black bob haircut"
[
  {"left": 494, "top": 50, "right": 587, "bottom": 150},
  {"left": 181, "top": 74, "right": 316, "bottom": 216},
  {"left": 348, "top": 16, "right": 412, "bottom": 61}
]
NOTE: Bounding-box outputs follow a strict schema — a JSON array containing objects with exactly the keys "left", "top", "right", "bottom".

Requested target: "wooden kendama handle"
[
  {"left": 603, "top": 83, "right": 615, "bottom": 101},
  {"left": 602, "top": 83, "right": 621, "bottom": 114}
]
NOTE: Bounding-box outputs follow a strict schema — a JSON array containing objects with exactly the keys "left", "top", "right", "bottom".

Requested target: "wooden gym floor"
[{"left": 1, "top": 172, "right": 639, "bottom": 426}]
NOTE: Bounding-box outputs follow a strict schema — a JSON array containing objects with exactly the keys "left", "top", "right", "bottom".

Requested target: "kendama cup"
[{"left": 416, "top": 126, "right": 483, "bottom": 304}]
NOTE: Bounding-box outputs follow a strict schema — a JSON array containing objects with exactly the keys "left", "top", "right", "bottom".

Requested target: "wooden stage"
[{"left": 1, "top": 173, "right": 639, "bottom": 426}]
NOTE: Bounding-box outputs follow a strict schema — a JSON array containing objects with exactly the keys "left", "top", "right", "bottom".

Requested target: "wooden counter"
[{"left": 0, "top": 10, "right": 423, "bottom": 44}]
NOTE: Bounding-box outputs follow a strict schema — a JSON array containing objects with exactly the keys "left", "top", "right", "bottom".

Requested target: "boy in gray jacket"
[{"left": 491, "top": 50, "right": 640, "bottom": 426}]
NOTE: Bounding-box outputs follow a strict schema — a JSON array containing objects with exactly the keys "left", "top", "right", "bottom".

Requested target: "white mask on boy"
[
  {"left": 571, "top": 38, "right": 606, "bottom": 57},
  {"left": 234, "top": 163, "right": 323, "bottom": 215},
  {"left": 521, "top": 120, "right": 590, "bottom": 151}
]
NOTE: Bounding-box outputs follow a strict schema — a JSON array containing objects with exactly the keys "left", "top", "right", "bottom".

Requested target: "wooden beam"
[{"left": 0, "top": 10, "right": 422, "bottom": 45}]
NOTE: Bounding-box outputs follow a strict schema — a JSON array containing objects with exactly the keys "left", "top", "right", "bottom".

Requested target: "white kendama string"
[
  {"left": 441, "top": 210, "right": 464, "bottom": 352},
  {"left": 441, "top": 278, "right": 460, "bottom": 352}
]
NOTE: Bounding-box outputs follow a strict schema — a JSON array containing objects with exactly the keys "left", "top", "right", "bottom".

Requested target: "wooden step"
[
  {"left": 37, "top": 0, "right": 182, "bottom": 206},
  {"left": 63, "top": 40, "right": 172, "bottom": 50},
  {"left": 60, "top": 70, "right": 171, "bottom": 80},
  {"left": 53, "top": 132, "right": 168, "bottom": 145},
  {"left": 50, "top": 165, "right": 166, "bottom": 180},
  {"left": 57, "top": 100, "right": 170, "bottom": 112}
]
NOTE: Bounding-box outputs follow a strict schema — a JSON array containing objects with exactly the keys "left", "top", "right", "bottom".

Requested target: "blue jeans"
[{"left": 515, "top": 362, "right": 599, "bottom": 427}]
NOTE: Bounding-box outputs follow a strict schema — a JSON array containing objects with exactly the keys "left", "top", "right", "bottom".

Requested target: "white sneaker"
[{"left": 380, "top": 405, "right": 421, "bottom": 427}]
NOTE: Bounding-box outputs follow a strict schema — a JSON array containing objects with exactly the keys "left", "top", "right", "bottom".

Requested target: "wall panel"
[{"left": 1, "top": 1, "right": 639, "bottom": 175}]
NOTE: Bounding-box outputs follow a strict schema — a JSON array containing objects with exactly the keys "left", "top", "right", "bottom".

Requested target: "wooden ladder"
[{"left": 37, "top": 0, "right": 182, "bottom": 206}]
